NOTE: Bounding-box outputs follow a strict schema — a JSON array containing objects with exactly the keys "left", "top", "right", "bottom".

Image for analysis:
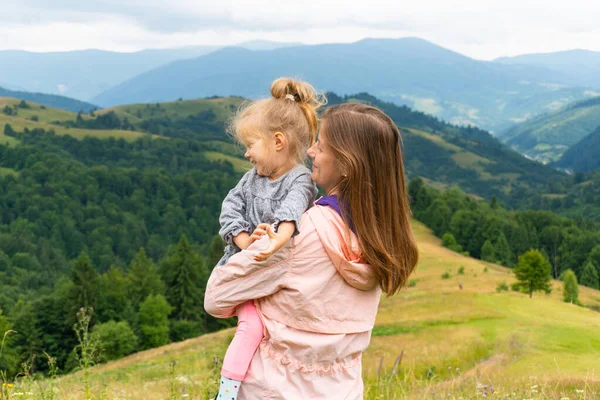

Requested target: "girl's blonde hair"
[
  {"left": 230, "top": 77, "right": 326, "bottom": 163},
  {"left": 321, "top": 103, "right": 419, "bottom": 296}
]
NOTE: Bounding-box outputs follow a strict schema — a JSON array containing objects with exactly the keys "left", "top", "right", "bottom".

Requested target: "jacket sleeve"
[
  {"left": 218, "top": 170, "right": 253, "bottom": 246},
  {"left": 273, "top": 173, "right": 318, "bottom": 236},
  {"left": 204, "top": 235, "right": 292, "bottom": 318}
]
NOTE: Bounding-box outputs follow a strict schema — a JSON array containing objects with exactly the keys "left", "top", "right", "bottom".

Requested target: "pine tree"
[
  {"left": 514, "top": 249, "right": 552, "bottom": 298},
  {"left": 494, "top": 232, "right": 512, "bottom": 266},
  {"left": 589, "top": 244, "right": 600, "bottom": 278},
  {"left": 161, "top": 235, "right": 208, "bottom": 321},
  {"left": 97, "top": 265, "right": 130, "bottom": 322},
  {"left": 481, "top": 240, "right": 496, "bottom": 262},
  {"left": 3, "top": 123, "right": 14, "bottom": 136},
  {"left": 490, "top": 195, "right": 498, "bottom": 209},
  {"left": 580, "top": 260, "right": 599, "bottom": 289},
  {"left": 69, "top": 252, "right": 99, "bottom": 309},
  {"left": 127, "top": 248, "right": 165, "bottom": 308},
  {"left": 563, "top": 269, "right": 579, "bottom": 304},
  {"left": 207, "top": 234, "right": 225, "bottom": 272}
]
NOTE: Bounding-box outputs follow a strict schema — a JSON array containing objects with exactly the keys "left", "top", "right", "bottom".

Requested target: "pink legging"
[{"left": 221, "top": 300, "right": 264, "bottom": 381}]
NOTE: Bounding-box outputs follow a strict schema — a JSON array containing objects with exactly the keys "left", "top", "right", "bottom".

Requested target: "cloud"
[{"left": 1, "top": 0, "right": 599, "bottom": 59}]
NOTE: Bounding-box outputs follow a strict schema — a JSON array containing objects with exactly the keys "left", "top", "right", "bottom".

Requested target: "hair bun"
[{"left": 270, "top": 77, "right": 325, "bottom": 108}]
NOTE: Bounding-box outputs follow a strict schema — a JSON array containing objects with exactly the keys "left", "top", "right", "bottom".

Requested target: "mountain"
[
  {"left": 328, "top": 93, "right": 562, "bottom": 204},
  {"left": 103, "top": 92, "right": 562, "bottom": 203},
  {"left": 0, "top": 87, "right": 97, "bottom": 113},
  {"left": 91, "top": 38, "right": 597, "bottom": 132},
  {"left": 553, "top": 125, "right": 600, "bottom": 172},
  {"left": 495, "top": 49, "right": 600, "bottom": 90},
  {"left": 497, "top": 96, "right": 600, "bottom": 163},
  {"left": 0, "top": 42, "right": 298, "bottom": 102},
  {"left": 0, "top": 91, "right": 563, "bottom": 206}
]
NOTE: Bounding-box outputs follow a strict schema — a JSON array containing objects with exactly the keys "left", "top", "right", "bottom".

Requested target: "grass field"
[
  {"left": 104, "top": 97, "right": 244, "bottom": 126},
  {"left": 0, "top": 98, "right": 152, "bottom": 142},
  {"left": 31, "top": 222, "right": 599, "bottom": 400}
]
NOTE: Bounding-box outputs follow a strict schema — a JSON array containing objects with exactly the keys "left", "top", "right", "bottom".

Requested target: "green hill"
[
  {"left": 0, "top": 97, "right": 150, "bottom": 143},
  {"left": 1, "top": 93, "right": 564, "bottom": 205},
  {"left": 38, "top": 222, "right": 600, "bottom": 400},
  {"left": 497, "top": 96, "right": 600, "bottom": 163},
  {"left": 554, "top": 125, "right": 600, "bottom": 172},
  {"left": 329, "top": 93, "right": 563, "bottom": 205},
  {"left": 1, "top": 94, "right": 599, "bottom": 399},
  {"left": 100, "top": 93, "right": 568, "bottom": 205}
]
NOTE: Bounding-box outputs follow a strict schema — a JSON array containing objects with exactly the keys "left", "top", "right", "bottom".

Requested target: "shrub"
[
  {"left": 563, "top": 269, "right": 579, "bottom": 304},
  {"left": 92, "top": 320, "right": 138, "bottom": 362},
  {"left": 457, "top": 266, "right": 465, "bottom": 275},
  {"left": 441, "top": 272, "right": 451, "bottom": 280},
  {"left": 496, "top": 282, "right": 509, "bottom": 292}
]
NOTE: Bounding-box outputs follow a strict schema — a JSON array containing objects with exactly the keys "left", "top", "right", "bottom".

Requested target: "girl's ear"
[{"left": 273, "top": 132, "right": 286, "bottom": 151}]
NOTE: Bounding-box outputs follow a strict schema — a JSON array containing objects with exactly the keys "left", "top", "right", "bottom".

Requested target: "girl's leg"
[
  {"left": 216, "top": 300, "right": 264, "bottom": 399},
  {"left": 221, "top": 300, "right": 264, "bottom": 380}
]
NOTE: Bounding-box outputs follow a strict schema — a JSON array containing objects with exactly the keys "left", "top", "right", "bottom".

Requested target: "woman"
[{"left": 205, "top": 103, "right": 419, "bottom": 399}]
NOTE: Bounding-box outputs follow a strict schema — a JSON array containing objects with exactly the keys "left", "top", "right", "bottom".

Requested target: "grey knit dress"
[{"left": 216, "top": 165, "right": 317, "bottom": 268}]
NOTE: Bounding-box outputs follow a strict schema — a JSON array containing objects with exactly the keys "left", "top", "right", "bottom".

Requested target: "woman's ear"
[{"left": 273, "top": 132, "right": 286, "bottom": 151}]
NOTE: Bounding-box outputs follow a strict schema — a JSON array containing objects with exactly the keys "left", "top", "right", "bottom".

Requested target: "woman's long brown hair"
[{"left": 322, "top": 103, "right": 419, "bottom": 295}]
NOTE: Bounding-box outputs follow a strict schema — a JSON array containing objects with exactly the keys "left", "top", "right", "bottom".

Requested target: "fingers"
[
  {"left": 250, "top": 226, "right": 267, "bottom": 241},
  {"left": 250, "top": 231, "right": 265, "bottom": 241},
  {"left": 265, "top": 225, "right": 277, "bottom": 239},
  {"left": 253, "top": 251, "right": 272, "bottom": 262}
]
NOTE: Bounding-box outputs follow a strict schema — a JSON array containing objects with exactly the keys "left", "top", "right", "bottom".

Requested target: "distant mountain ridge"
[
  {"left": 91, "top": 38, "right": 597, "bottom": 132},
  {"left": 0, "top": 41, "right": 298, "bottom": 101},
  {"left": 0, "top": 87, "right": 97, "bottom": 112},
  {"left": 495, "top": 49, "right": 600, "bottom": 89}
]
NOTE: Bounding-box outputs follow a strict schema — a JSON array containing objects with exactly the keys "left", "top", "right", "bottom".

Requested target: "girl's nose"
[{"left": 244, "top": 150, "right": 250, "bottom": 159}]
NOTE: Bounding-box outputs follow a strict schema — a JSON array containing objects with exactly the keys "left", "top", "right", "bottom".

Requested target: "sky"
[{"left": 1, "top": 0, "right": 599, "bottom": 60}]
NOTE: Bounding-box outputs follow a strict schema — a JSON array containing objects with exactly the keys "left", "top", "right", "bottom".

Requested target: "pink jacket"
[{"left": 205, "top": 205, "right": 382, "bottom": 400}]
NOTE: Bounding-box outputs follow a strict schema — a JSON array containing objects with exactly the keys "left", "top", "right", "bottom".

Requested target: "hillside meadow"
[
  {"left": 11, "top": 222, "right": 596, "bottom": 400},
  {"left": 0, "top": 97, "right": 152, "bottom": 143}
]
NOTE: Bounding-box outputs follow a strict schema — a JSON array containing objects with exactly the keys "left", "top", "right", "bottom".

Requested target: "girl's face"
[
  {"left": 307, "top": 127, "right": 343, "bottom": 195},
  {"left": 244, "top": 137, "right": 274, "bottom": 177}
]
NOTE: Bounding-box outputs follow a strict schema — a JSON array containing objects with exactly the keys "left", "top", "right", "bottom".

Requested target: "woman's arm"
[{"left": 204, "top": 235, "right": 292, "bottom": 318}]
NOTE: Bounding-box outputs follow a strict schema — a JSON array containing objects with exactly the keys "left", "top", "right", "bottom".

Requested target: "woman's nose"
[{"left": 244, "top": 150, "right": 250, "bottom": 159}]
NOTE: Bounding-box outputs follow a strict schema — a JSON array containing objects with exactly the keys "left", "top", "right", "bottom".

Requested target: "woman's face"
[{"left": 307, "top": 126, "right": 343, "bottom": 195}]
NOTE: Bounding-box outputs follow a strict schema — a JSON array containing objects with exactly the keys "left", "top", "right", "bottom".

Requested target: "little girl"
[{"left": 213, "top": 77, "right": 324, "bottom": 399}]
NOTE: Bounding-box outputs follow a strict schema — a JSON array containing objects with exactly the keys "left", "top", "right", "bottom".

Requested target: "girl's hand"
[
  {"left": 250, "top": 223, "right": 271, "bottom": 242},
  {"left": 253, "top": 221, "right": 295, "bottom": 262},
  {"left": 254, "top": 224, "right": 284, "bottom": 261}
]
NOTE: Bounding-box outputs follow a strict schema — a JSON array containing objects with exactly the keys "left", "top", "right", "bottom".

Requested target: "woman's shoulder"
[{"left": 295, "top": 205, "right": 343, "bottom": 245}]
